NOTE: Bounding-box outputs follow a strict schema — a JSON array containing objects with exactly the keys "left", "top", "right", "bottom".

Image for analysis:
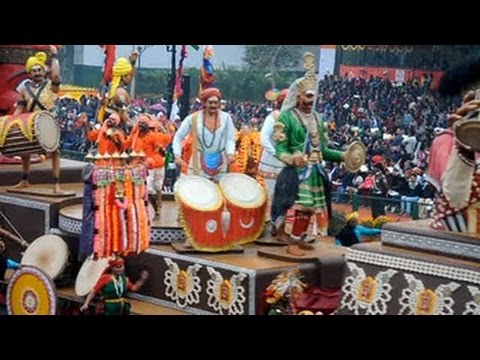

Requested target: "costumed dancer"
[
  {"left": 273, "top": 52, "right": 365, "bottom": 256},
  {"left": 428, "top": 58, "right": 480, "bottom": 235},
  {"left": 80, "top": 257, "right": 148, "bottom": 315},
  {"left": 126, "top": 114, "right": 172, "bottom": 219},
  {"left": 12, "top": 45, "right": 65, "bottom": 194}
]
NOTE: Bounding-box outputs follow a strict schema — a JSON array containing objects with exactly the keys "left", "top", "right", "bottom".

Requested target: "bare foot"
[
  {"left": 53, "top": 184, "right": 67, "bottom": 195},
  {"left": 153, "top": 212, "right": 160, "bottom": 221},
  {"left": 13, "top": 180, "right": 29, "bottom": 190},
  {"left": 182, "top": 240, "right": 193, "bottom": 249}
]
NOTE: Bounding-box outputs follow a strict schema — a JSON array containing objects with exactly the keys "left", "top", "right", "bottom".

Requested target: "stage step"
[{"left": 57, "top": 287, "right": 189, "bottom": 315}]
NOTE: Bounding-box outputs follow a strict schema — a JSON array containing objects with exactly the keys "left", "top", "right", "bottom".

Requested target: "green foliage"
[{"left": 243, "top": 45, "right": 302, "bottom": 71}]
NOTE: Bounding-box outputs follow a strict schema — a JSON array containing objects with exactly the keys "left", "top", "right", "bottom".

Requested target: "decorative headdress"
[
  {"left": 298, "top": 52, "right": 317, "bottom": 93},
  {"left": 281, "top": 52, "right": 318, "bottom": 112}
]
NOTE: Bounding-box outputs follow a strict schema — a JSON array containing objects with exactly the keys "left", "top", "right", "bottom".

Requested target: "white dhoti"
[{"left": 147, "top": 168, "right": 165, "bottom": 195}]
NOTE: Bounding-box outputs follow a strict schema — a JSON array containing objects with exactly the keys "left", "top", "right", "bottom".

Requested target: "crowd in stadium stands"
[{"left": 57, "top": 75, "right": 462, "bottom": 216}]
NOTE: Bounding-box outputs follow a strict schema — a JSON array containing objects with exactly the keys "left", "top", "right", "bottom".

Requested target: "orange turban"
[{"left": 200, "top": 88, "right": 222, "bottom": 103}]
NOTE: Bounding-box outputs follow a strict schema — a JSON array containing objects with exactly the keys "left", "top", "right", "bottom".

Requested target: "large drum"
[
  {"left": 219, "top": 173, "right": 267, "bottom": 243},
  {"left": 175, "top": 175, "right": 224, "bottom": 251},
  {"left": 75, "top": 256, "right": 110, "bottom": 297},
  {"left": 0, "top": 111, "right": 60, "bottom": 157},
  {"left": 7, "top": 266, "right": 57, "bottom": 315},
  {"left": 175, "top": 174, "right": 266, "bottom": 252},
  {"left": 21, "top": 235, "right": 69, "bottom": 280}
]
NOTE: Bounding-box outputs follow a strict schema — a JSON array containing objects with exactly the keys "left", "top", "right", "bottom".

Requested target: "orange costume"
[{"left": 87, "top": 114, "right": 127, "bottom": 155}]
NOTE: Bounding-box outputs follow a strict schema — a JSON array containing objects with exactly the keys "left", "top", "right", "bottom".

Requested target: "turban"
[
  {"left": 200, "top": 88, "right": 222, "bottom": 103},
  {"left": 109, "top": 58, "right": 133, "bottom": 99},
  {"left": 26, "top": 52, "right": 47, "bottom": 72},
  {"left": 345, "top": 212, "right": 359, "bottom": 223},
  {"left": 113, "top": 58, "right": 133, "bottom": 77},
  {"left": 277, "top": 89, "right": 289, "bottom": 105},
  {"left": 109, "top": 257, "right": 125, "bottom": 268}
]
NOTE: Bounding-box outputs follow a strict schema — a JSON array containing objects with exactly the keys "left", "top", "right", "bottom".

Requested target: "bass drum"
[
  {"left": 21, "top": 235, "right": 69, "bottom": 280},
  {"left": 0, "top": 111, "right": 60, "bottom": 157},
  {"left": 75, "top": 256, "right": 110, "bottom": 297}
]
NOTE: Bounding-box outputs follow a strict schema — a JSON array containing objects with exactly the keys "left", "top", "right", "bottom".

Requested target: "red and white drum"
[
  {"left": 0, "top": 111, "right": 60, "bottom": 157},
  {"left": 219, "top": 173, "right": 267, "bottom": 244},
  {"left": 175, "top": 174, "right": 267, "bottom": 252},
  {"left": 175, "top": 175, "right": 224, "bottom": 251}
]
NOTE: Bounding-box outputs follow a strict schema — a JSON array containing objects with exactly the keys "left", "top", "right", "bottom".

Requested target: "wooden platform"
[
  {"left": 126, "top": 243, "right": 346, "bottom": 315},
  {"left": 0, "top": 158, "right": 85, "bottom": 186},
  {"left": 382, "top": 219, "right": 480, "bottom": 261}
]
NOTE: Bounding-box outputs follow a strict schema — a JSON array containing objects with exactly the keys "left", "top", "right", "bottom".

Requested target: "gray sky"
[{"left": 82, "top": 45, "right": 246, "bottom": 69}]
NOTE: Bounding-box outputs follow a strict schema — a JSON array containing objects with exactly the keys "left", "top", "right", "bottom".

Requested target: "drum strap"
[
  {"left": 25, "top": 81, "right": 48, "bottom": 112},
  {"left": 191, "top": 112, "right": 200, "bottom": 176}
]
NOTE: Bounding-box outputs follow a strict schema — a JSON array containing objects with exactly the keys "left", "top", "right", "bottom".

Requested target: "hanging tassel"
[{"left": 221, "top": 204, "right": 231, "bottom": 236}]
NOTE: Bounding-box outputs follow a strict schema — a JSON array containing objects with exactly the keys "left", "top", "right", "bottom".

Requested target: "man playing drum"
[
  {"left": 172, "top": 88, "right": 236, "bottom": 182},
  {"left": 12, "top": 45, "right": 64, "bottom": 194}
]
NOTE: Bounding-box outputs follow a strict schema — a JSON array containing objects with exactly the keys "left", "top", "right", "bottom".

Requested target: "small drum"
[
  {"left": 454, "top": 118, "right": 480, "bottom": 152},
  {"left": 7, "top": 266, "right": 57, "bottom": 315},
  {"left": 75, "top": 256, "right": 110, "bottom": 297},
  {"left": 0, "top": 111, "right": 60, "bottom": 157},
  {"left": 344, "top": 141, "right": 367, "bottom": 173},
  {"left": 219, "top": 173, "right": 267, "bottom": 244},
  {"left": 21, "top": 235, "right": 69, "bottom": 280}
]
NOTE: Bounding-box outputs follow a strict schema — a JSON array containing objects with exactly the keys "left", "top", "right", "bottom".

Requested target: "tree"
[{"left": 243, "top": 45, "right": 302, "bottom": 88}]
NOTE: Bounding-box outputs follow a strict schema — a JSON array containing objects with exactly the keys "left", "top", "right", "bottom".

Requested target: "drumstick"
[
  {"left": 0, "top": 227, "right": 28, "bottom": 248},
  {"left": 0, "top": 211, "right": 28, "bottom": 247}
]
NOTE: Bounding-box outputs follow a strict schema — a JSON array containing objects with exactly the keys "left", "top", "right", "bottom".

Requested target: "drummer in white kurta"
[{"left": 172, "top": 88, "right": 236, "bottom": 183}]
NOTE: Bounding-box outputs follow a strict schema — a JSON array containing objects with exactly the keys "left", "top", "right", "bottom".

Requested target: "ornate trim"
[
  {"left": 341, "top": 263, "right": 397, "bottom": 315},
  {"left": 463, "top": 286, "right": 480, "bottom": 315},
  {"left": 0, "top": 194, "right": 51, "bottom": 234},
  {"left": 58, "top": 213, "right": 185, "bottom": 243},
  {"left": 206, "top": 267, "right": 247, "bottom": 315},
  {"left": 399, "top": 273, "right": 460, "bottom": 315},
  {"left": 146, "top": 247, "right": 256, "bottom": 314},
  {"left": 163, "top": 258, "right": 202, "bottom": 308},
  {"left": 347, "top": 249, "right": 480, "bottom": 285},
  {"left": 382, "top": 229, "right": 480, "bottom": 261}
]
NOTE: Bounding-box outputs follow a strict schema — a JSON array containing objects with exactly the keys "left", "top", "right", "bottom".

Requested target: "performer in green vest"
[
  {"left": 80, "top": 257, "right": 148, "bottom": 315},
  {"left": 273, "top": 52, "right": 365, "bottom": 256}
]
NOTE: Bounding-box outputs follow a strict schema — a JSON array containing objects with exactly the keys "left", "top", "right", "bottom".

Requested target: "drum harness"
[{"left": 25, "top": 81, "right": 49, "bottom": 112}]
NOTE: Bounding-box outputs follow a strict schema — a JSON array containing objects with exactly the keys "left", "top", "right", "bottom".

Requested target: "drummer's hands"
[
  {"left": 129, "top": 51, "right": 139, "bottom": 65},
  {"left": 293, "top": 154, "right": 308, "bottom": 168},
  {"left": 80, "top": 304, "right": 89, "bottom": 313}
]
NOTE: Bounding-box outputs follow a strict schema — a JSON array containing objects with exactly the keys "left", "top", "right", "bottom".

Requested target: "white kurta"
[
  {"left": 173, "top": 111, "right": 236, "bottom": 181},
  {"left": 258, "top": 111, "right": 285, "bottom": 197}
]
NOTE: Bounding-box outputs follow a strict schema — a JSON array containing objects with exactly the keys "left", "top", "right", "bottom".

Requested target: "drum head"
[
  {"left": 34, "top": 111, "right": 60, "bottom": 153},
  {"left": 455, "top": 119, "right": 480, "bottom": 152},
  {"left": 21, "top": 235, "right": 69, "bottom": 280},
  {"left": 219, "top": 173, "right": 266, "bottom": 208},
  {"left": 75, "top": 256, "right": 110, "bottom": 297},
  {"left": 344, "top": 141, "right": 366, "bottom": 173},
  {"left": 7, "top": 266, "right": 56, "bottom": 315},
  {"left": 174, "top": 175, "right": 222, "bottom": 211}
]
